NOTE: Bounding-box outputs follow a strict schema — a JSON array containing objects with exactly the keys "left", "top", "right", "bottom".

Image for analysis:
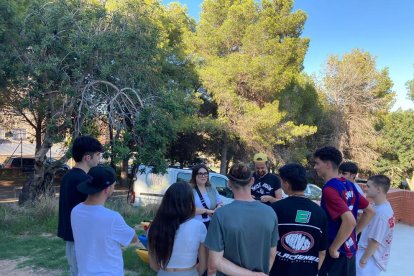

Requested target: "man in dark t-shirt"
[
  {"left": 251, "top": 153, "right": 282, "bottom": 205},
  {"left": 57, "top": 136, "right": 103, "bottom": 276},
  {"left": 270, "top": 163, "right": 328, "bottom": 276}
]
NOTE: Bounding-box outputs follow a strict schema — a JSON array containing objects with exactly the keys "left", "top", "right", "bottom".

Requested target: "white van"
[{"left": 129, "top": 165, "right": 233, "bottom": 206}]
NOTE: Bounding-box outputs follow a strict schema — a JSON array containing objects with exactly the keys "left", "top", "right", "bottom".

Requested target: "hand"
[
  {"left": 260, "top": 195, "right": 273, "bottom": 203},
  {"left": 205, "top": 209, "right": 215, "bottom": 216},
  {"left": 359, "top": 258, "right": 367, "bottom": 268},
  {"left": 214, "top": 205, "right": 223, "bottom": 211},
  {"left": 328, "top": 247, "right": 340, "bottom": 259},
  {"left": 252, "top": 272, "right": 267, "bottom": 276}
]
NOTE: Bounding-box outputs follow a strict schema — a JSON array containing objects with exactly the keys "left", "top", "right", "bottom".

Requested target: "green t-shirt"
[{"left": 205, "top": 200, "right": 279, "bottom": 275}]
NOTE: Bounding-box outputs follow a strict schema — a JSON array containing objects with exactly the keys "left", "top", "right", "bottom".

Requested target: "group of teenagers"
[{"left": 57, "top": 135, "right": 395, "bottom": 276}]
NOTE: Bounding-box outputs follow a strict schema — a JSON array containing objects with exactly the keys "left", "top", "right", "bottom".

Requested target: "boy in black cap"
[{"left": 71, "top": 166, "right": 137, "bottom": 276}]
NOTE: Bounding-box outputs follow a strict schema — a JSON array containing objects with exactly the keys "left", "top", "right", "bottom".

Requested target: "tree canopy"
[
  {"left": 319, "top": 49, "right": 394, "bottom": 170},
  {"left": 194, "top": 0, "right": 317, "bottom": 170}
]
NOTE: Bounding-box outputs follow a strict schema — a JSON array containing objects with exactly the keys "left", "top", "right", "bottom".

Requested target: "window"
[
  {"left": 210, "top": 176, "right": 227, "bottom": 188},
  {"left": 177, "top": 172, "right": 191, "bottom": 183},
  {"left": 12, "top": 128, "right": 26, "bottom": 140}
]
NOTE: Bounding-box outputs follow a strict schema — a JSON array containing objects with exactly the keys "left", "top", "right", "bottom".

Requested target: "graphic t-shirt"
[
  {"left": 358, "top": 201, "right": 394, "bottom": 271},
  {"left": 270, "top": 196, "right": 328, "bottom": 276},
  {"left": 205, "top": 200, "right": 279, "bottom": 275},
  {"left": 321, "top": 177, "right": 369, "bottom": 257},
  {"left": 251, "top": 173, "right": 281, "bottom": 204}
]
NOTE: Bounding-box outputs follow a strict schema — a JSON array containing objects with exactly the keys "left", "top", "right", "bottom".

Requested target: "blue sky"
[{"left": 163, "top": 0, "right": 414, "bottom": 110}]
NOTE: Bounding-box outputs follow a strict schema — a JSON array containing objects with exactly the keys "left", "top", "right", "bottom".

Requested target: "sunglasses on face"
[{"left": 197, "top": 172, "right": 209, "bottom": 177}]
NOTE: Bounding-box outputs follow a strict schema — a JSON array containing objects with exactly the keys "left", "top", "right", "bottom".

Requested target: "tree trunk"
[
  {"left": 19, "top": 133, "right": 54, "bottom": 204},
  {"left": 35, "top": 121, "right": 42, "bottom": 152},
  {"left": 220, "top": 134, "right": 228, "bottom": 174},
  {"left": 121, "top": 158, "right": 129, "bottom": 186}
]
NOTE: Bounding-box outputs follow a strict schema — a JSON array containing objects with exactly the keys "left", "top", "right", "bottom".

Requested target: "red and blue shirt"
[{"left": 320, "top": 177, "right": 369, "bottom": 257}]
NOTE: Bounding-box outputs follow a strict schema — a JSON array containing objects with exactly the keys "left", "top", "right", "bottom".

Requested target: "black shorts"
[{"left": 319, "top": 253, "right": 356, "bottom": 276}]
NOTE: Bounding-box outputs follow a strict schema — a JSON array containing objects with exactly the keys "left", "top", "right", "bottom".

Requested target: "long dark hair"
[
  {"left": 189, "top": 164, "right": 211, "bottom": 188},
  {"left": 148, "top": 182, "right": 196, "bottom": 269}
]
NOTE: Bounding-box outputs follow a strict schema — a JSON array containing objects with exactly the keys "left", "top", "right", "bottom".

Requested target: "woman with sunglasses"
[
  {"left": 190, "top": 164, "right": 223, "bottom": 229},
  {"left": 148, "top": 182, "right": 207, "bottom": 276}
]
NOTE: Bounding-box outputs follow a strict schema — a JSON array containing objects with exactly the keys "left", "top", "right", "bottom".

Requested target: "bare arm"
[
  {"left": 260, "top": 188, "right": 283, "bottom": 203},
  {"left": 208, "top": 250, "right": 266, "bottom": 276},
  {"left": 269, "top": 246, "right": 277, "bottom": 270},
  {"left": 356, "top": 205, "right": 375, "bottom": 235},
  {"left": 329, "top": 211, "right": 356, "bottom": 258},
  {"left": 196, "top": 207, "right": 214, "bottom": 216},
  {"left": 318, "top": 250, "right": 326, "bottom": 270},
  {"left": 359, "top": 239, "right": 380, "bottom": 268},
  {"left": 130, "top": 234, "right": 138, "bottom": 244},
  {"left": 197, "top": 244, "right": 208, "bottom": 275}
]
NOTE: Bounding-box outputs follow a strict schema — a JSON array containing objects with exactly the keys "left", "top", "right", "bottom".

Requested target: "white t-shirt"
[
  {"left": 194, "top": 188, "right": 222, "bottom": 223},
  {"left": 358, "top": 201, "right": 395, "bottom": 271},
  {"left": 71, "top": 203, "right": 136, "bottom": 276},
  {"left": 157, "top": 218, "right": 207, "bottom": 268}
]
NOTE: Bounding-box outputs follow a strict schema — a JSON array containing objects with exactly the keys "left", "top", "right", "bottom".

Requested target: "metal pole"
[{"left": 20, "top": 134, "right": 23, "bottom": 169}]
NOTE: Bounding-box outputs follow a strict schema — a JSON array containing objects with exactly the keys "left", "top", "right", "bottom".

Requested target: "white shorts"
[{"left": 356, "top": 249, "right": 382, "bottom": 276}]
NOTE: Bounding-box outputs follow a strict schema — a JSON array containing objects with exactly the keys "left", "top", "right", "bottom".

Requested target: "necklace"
[{"left": 290, "top": 193, "right": 306, "bottom": 197}]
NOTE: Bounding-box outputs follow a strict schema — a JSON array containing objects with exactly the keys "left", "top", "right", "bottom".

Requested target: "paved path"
[{"left": 386, "top": 223, "right": 413, "bottom": 275}]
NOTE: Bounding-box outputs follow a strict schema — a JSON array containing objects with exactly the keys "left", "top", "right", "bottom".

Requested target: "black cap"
[{"left": 77, "top": 166, "right": 116, "bottom": 195}]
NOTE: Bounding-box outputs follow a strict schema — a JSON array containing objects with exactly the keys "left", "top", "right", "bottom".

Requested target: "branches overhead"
[
  {"left": 76, "top": 80, "right": 144, "bottom": 137},
  {"left": 319, "top": 49, "right": 394, "bottom": 170}
]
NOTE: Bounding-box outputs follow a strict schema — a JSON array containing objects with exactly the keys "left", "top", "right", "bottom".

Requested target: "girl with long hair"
[
  {"left": 148, "top": 182, "right": 207, "bottom": 276},
  {"left": 190, "top": 164, "right": 223, "bottom": 229}
]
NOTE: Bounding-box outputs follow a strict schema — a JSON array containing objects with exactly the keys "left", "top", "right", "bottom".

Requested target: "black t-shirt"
[
  {"left": 251, "top": 173, "right": 281, "bottom": 204},
  {"left": 57, "top": 168, "right": 88, "bottom": 241},
  {"left": 270, "top": 196, "right": 328, "bottom": 276}
]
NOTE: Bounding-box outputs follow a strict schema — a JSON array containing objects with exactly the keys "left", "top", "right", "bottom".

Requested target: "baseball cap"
[
  {"left": 77, "top": 166, "right": 116, "bottom": 195},
  {"left": 253, "top": 152, "right": 268, "bottom": 163}
]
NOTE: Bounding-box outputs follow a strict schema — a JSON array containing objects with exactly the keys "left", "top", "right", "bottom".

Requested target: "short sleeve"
[
  {"left": 357, "top": 193, "right": 369, "bottom": 210},
  {"left": 111, "top": 213, "right": 136, "bottom": 247},
  {"left": 215, "top": 189, "right": 223, "bottom": 205},
  {"left": 204, "top": 213, "right": 224, "bottom": 252},
  {"left": 273, "top": 175, "right": 282, "bottom": 191},
  {"left": 367, "top": 216, "right": 389, "bottom": 244},
  {"left": 270, "top": 212, "right": 279, "bottom": 247},
  {"left": 323, "top": 187, "right": 351, "bottom": 220}
]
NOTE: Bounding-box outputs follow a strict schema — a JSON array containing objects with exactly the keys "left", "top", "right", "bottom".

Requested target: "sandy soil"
[{"left": 0, "top": 259, "right": 61, "bottom": 276}]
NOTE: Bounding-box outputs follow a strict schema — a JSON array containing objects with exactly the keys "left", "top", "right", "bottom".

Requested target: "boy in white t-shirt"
[
  {"left": 357, "top": 175, "right": 395, "bottom": 276},
  {"left": 71, "top": 166, "right": 138, "bottom": 276}
]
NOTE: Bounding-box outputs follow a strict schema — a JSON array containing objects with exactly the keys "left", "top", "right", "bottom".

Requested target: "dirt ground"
[{"left": 0, "top": 259, "right": 61, "bottom": 276}]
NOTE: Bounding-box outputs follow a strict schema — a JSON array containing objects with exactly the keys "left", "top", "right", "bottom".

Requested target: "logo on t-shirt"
[
  {"left": 281, "top": 231, "right": 314, "bottom": 253},
  {"left": 295, "top": 210, "right": 311, "bottom": 223}
]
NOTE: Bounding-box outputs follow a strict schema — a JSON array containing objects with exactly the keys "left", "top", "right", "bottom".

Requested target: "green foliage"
[
  {"left": 407, "top": 78, "right": 414, "bottom": 102},
  {"left": 195, "top": 0, "right": 316, "bottom": 160},
  {"left": 0, "top": 234, "right": 67, "bottom": 273},
  {"left": 0, "top": 199, "right": 155, "bottom": 274},
  {"left": 376, "top": 111, "right": 414, "bottom": 187},
  {"left": 319, "top": 49, "right": 395, "bottom": 170}
]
